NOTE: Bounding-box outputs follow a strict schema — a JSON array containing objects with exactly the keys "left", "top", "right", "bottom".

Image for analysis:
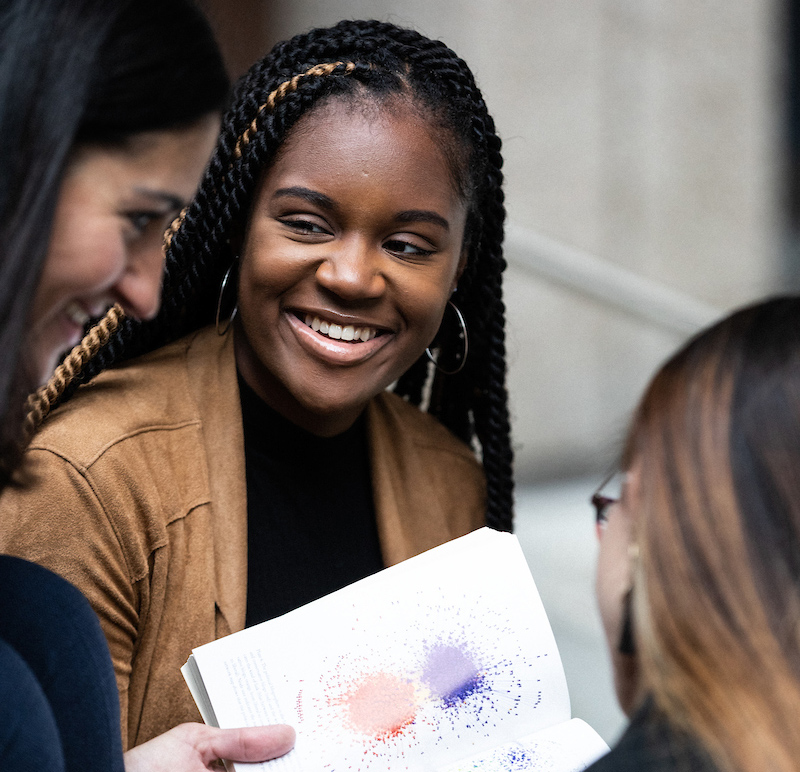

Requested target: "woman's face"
[
  {"left": 235, "top": 99, "right": 468, "bottom": 436},
  {"left": 28, "top": 115, "right": 220, "bottom": 382},
  {"left": 595, "top": 464, "right": 640, "bottom": 714}
]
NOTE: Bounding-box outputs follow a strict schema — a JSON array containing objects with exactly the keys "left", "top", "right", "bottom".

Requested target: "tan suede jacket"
[{"left": 0, "top": 326, "right": 486, "bottom": 749}]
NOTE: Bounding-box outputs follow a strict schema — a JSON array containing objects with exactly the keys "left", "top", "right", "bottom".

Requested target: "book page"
[
  {"left": 437, "top": 718, "right": 609, "bottom": 772},
  {"left": 188, "top": 528, "right": 572, "bottom": 771}
]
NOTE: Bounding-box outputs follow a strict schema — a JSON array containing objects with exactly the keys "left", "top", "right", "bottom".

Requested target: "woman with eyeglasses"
[{"left": 587, "top": 295, "right": 800, "bottom": 772}]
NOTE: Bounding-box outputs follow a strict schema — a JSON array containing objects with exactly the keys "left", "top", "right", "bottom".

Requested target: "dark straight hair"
[{"left": 0, "top": 0, "right": 229, "bottom": 483}]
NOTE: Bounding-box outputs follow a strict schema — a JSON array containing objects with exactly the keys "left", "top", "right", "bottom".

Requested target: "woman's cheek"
[
  {"left": 595, "top": 507, "right": 641, "bottom": 713},
  {"left": 595, "top": 511, "right": 634, "bottom": 651}
]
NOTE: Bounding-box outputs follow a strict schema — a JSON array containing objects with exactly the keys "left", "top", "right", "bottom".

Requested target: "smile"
[
  {"left": 302, "top": 314, "right": 382, "bottom": 344},
  {"left": 286, "top": 311, "right": 392, "bottom": 366}
]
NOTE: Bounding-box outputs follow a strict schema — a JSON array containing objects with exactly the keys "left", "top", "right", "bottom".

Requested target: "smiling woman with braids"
[{"left": 0, "top": 20, "right": 513, "bottom": 745}]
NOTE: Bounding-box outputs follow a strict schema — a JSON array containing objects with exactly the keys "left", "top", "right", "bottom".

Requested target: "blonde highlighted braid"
[
  {"left": 233, "top": 61, "right": 356, "bottom": 160},
  {"left": 24, "top": 304, "right": 125, "bottom": 436},
  {"left": 163, "top": 206, "right": 188, "bottom": 254}
]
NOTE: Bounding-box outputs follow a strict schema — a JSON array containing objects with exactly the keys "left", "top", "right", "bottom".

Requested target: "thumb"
[{"left": 201, "top": 724, "right": 296, "bottom": 763}]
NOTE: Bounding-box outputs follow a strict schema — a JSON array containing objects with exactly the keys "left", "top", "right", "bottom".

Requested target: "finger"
[{"left": 202, "top": 724, "right": 296, "bottom": 763}]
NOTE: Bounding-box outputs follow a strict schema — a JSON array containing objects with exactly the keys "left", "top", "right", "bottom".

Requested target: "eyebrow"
[
  {"left": 394, "top": 209, "right": 449, "bottom": 231},
  {"left": 273, "top": 186, "right": 335, "bottom": 210},
  {"left": 133, "top": 187, "right": 185, "bottom": 211},
  {"left": 273, "top": 186, "right": 450, "bottom": 231}
]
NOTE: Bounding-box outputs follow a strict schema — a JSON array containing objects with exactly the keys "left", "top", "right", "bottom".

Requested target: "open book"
[{"left": 182, "top": 528, "right": 609, "bottom": 771}]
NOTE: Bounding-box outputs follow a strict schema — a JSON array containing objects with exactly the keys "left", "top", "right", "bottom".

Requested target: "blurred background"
[{"left": 202, "top": 0, "right": 798, "bottom": 744}]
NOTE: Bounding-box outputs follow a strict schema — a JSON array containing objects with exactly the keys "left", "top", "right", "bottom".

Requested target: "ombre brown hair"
[{"left": 622, "top": 296, "right": 800, "bottom": 772}]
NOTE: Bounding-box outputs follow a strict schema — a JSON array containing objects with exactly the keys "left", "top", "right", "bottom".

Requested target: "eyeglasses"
[{"left": 591, "top": 470, "right": 626, "bottom": 529}]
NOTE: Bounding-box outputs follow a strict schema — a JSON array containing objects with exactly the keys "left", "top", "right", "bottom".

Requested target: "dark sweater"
[{"left": 239, "top": 375, "right": 385, "bottom": 626}]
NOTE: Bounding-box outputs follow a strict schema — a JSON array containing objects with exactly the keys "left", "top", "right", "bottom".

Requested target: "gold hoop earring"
[
  {"left": 425, "top": 300, "right": 468, "bottom": 375},
  {"left": 216, "top": 261, "right": 239, "bottom": 336}
]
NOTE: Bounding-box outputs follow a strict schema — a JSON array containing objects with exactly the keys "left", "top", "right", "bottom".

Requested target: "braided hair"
[{"left": 39, "top": 20, "right": 514, "bottom": 531}]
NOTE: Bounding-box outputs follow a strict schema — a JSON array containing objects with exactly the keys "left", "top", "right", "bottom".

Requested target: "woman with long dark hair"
[
  {"left": 0, "top": 0, "right": 293, "bottom": 768},
  {"left": 590, "top": 296, "right": 800, "bottom": 772},
  {"left": 0, "top": 19, "right": 514, "bottom": 744}
]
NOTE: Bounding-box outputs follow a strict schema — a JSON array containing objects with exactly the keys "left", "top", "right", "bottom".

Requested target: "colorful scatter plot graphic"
[
  {"left": 416, "top": 635, "right": 531, "bottom": 736},
  {"left": 299, "top": 653, "right": 424, "bottom": 762},
  {"left": 334, "top": 672, "right": 419, "bottom": 740},
  {"left": 421, "top": 642, "right": 486, "bottom": 707},
  {"left": 293, "top": 591, "right": 551, "bottom": 770},
  {"left": 440, "top": 741, "right": 557, "bottom": 772},
  {"left": 504, "top": 747, "right": 538, "bottom": 770}
]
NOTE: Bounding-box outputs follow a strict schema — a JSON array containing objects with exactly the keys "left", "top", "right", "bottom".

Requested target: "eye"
[
  {"left": 279, "top": 216, "right": 333, "bottom": 237},
  {"left": 124, "top": 210, "right": 163, "bottom": 237},
  {"left": 383, "top": 238, "right": 435, "bottom": 259}
]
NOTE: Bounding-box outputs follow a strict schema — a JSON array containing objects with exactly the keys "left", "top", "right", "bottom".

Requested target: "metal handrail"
[{"left": 504, "top": 222, "right": 722, "bottom": 336}]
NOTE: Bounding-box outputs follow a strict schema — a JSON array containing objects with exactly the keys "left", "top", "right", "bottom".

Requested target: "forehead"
[
  {"left": 67, "top": 117, "right": 220, "bottom": 194},
  {"left": 258, "top": 98, "right": 464, "bottom": 213}
]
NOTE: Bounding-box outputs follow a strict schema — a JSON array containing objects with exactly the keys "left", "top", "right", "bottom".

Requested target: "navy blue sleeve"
[
  {"left": 0, "top": 635, "right": 65, "bottom": 770},
  {"left": 0, "top": 555, "right": 124, "bottom": 772}
]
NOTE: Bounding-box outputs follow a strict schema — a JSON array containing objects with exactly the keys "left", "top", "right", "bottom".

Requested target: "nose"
[
  {"left": 314, "top": 237, "right": 385, "bottom": 302},
  {"left": 110, "top": 246, "right": 164, "bottom": 321}
]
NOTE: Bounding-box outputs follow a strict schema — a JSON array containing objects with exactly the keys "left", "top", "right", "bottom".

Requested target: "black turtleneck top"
[{"left": 239, "top": 375, "right": 385, "bottom": 627}]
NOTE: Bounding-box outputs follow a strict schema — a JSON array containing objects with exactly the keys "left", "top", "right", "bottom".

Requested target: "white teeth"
[
  {"left": 65, "top": 302, "right": 90, "bottom": 327},
  {"left": 302, "top": 315, "right": 378, "bottom": 344}
]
